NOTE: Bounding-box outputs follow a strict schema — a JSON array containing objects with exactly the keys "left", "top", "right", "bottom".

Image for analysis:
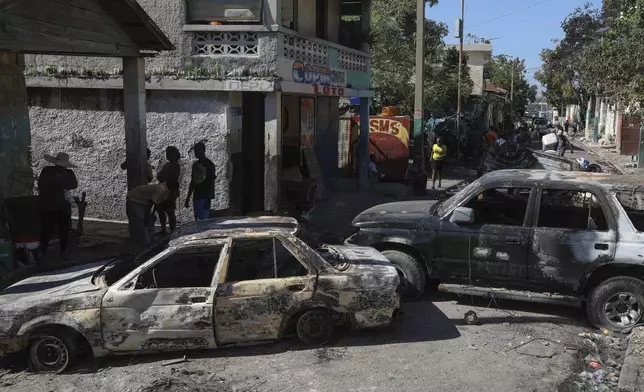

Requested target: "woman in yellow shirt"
[{"left": 431, "top": 137, "right": 447, "bottom": 189}]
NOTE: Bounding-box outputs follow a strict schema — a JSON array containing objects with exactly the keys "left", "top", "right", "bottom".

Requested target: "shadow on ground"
[
  {"left": 0, "top": 300, "right": 459, "bottom": 375},
  {"left": 433, "top": 291, "right": 588, "bottom": 327}
]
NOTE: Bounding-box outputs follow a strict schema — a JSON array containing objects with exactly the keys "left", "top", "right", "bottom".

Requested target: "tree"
[
  {"left": 535, "top": 5, "right": 603, "bottom": 118},
  {"left": 485, "top": 55, "right": 537, "bottom": 115},
  {"left": 371, "top": 0, "right": 472, "bottom": 116},
  {"left": 538, "top": 1, "right": 644, "bottom": 116}
]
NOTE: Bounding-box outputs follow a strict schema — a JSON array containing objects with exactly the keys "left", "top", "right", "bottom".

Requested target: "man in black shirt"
[
  {"left": 184, "top": 142, "right": 216, "bottom": 220},
  {"left": 38, "top": 152, "right": 78, "bottom": 259}
]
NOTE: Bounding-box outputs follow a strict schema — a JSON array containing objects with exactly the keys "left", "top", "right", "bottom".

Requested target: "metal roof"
[
  {"left": 0, "top": 0, "right": 174, "bottom": 52},
  {"left": 96, "top": 0, "right": 174, "bottom": 52}
]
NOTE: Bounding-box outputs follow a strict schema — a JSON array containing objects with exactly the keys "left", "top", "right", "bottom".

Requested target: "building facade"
[
  {"left": 447, "top": 43, "right": 492, "bottom": 96},
  {"left": 24, "top": 0, "right": 373, "bottom": 221}
]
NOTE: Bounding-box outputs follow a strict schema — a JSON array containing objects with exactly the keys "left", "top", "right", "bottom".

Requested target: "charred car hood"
[
  {"left": 0, "top": 260, "right": 111, "bottom": 317},
  {"left": 352, "top": 200, "right": 439, "bottom": 228}
]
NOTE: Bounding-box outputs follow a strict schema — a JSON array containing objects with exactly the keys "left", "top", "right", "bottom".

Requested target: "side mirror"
[{"left": 450, "top": 207, "right": 475, "bottom": 224}]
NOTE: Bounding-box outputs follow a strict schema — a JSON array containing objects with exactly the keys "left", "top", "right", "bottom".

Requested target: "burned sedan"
[
  {"left": 348, "top": 170, "right": 644, "bottom": 332},
  {"left": 0, "top": 217, "right": 399, "bottom": 373}
]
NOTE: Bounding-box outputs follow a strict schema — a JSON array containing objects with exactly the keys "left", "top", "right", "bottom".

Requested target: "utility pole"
[
  {"left": 455, "top": 0, "right": 465, "bottom": 163},
  {"left": 412, "top": 0, "right": 425, "bottom": 169},
  {"left": 510, "top": 59, "right": 515, "bottom": 125}
]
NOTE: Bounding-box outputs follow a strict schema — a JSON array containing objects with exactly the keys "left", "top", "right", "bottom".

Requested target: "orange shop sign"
[{"left": 368, "top": 117, "right": 410, "bottom": 148}]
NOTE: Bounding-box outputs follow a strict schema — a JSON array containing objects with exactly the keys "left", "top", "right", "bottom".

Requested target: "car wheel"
[
  {"left": 296, "top": 309, "right": 334, "bottom": 345},
  {"left": 587, "top": 277, "right": 644, "bottom": 331},
  {"left": 29, "top": 330, "right": 78, "bottom": 373},
  {"left": 381, "top": 250, "right": 426, "bottom": 301}
]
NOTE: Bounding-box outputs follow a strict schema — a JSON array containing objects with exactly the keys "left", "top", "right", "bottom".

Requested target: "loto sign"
[
  {"left": 313, "top": 85, "right": 345, "bottom": 96},
  {"left": 292, "top": 61, "right": 346, "bottom": 87}
]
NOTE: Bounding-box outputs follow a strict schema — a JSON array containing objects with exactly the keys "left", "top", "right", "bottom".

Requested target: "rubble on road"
[
  {"left": 559, "top": 330, "right": 629, "bottom": 392},
  {"left": 618, "top": 327, "right": 644, "bottom": 392},
  {"left": 464, "top": 310, "right": 479, "bottom": 325}
]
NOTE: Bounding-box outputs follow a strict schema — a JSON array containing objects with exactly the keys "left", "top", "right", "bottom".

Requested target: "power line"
[{"left": 470, "top": 0, "right": 556, "bottom": 28}]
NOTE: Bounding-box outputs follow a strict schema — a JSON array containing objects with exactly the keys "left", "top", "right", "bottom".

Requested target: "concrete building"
[
  {"left": 22, "top": 0, "right": 374, "bottom": 221},
  {"left": 0, "top": 0, "right": 172, "bottom": 225},
  {"left": 448, "top": 43, "right": 492, "bottom": 96}
]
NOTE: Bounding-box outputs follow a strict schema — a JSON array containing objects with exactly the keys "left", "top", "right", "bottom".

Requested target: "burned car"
[
  {"left": 0, "top": 217, "right": 399, "bottom": 373},
  {"left": 347, "top": 170, "right": 644, "bottom": 331}
]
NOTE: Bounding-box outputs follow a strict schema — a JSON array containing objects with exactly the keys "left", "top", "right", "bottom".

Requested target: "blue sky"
[{"left": 426, "top": 0, "right": 598, "bottom": 89}]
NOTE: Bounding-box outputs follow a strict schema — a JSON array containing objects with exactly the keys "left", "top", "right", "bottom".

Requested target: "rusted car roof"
[
  {"left": 170, "top": 216, "right": 299, "bottom": 245},
  {"left": 481, "top": 170, "right": 644, "bottom": 191}
]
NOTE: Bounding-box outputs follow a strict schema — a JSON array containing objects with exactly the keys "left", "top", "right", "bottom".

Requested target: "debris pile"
[{"left": 566, "top": 331, "right": 628, "bottom": 392}]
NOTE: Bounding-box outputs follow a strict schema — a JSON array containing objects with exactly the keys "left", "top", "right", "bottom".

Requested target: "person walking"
[
  {"left": 156, "top": 146, "right": 181, "bottom": 234},
  {"left": 121, "top": 148, "right": 154, "bottom": 183},
  {"left": 126, "top": 183, "right": 169, "bottom": 246},
  {"left": 431, "top": 137, "right": 447, "bottom": 189},
  {"left": 185, "top": 142, "right": 216, "bottom": 221},
  {"left": 557, "top": 130, "right": 571, "bottom": 157},
  {"left": 37, "top": 152, "right": 78, "bottom": 260}
]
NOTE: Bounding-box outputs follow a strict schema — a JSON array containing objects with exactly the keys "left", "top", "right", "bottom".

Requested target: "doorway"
[{"left": 241, "top": 92, "right": 265, "bottom": 213}]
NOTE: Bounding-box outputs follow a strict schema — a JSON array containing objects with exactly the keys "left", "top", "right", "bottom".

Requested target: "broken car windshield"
[{"left": 437, "top": 178, "right": 481, "bottom": 216}]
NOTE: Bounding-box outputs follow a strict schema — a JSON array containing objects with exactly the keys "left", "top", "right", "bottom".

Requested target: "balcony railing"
[
  {"left": 279, "top": 30, "right": 369, "bottom": 73},
  {"left": 184, "top": 25, "right": 371, "bottom": 89}
]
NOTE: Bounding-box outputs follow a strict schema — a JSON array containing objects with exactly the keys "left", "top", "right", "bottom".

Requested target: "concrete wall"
[
  {"left": 468, "top": 64, "right": 485, "bottom": 96},
  {"left": 0, "top": 52, "right": 32, "bottom": 201},
  {"left": 327, "top": 0, "right": 341, "bottom": 43},
  {"left": 458, "top": 45, "right": 491, "bottom": 96},
  {"left": 28, "top": 87, "right": 231, "bottom": 222},
  {"left": 23, "top": 0, "right": 279, "bottom": 78},
  {"left": 297, "top": 0, "right": 317, "bottom": 38},
  {"left": 315, "top": 96, "right": 340, "bottom": 187}
]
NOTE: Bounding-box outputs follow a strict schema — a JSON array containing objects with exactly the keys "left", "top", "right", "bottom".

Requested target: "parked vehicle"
[
  {"left": 347, "top": 170, "right": 644, "bottom": 332},
  {"left": 0, "top": 217, "right": 400, "bottom": 373}
]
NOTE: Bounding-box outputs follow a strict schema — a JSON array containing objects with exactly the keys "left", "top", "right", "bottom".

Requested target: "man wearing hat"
[{"left": 37, "top": 152, "right": 78, "bottom": 260}]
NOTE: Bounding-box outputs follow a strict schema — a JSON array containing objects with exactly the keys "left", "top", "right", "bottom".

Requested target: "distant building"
[{"left": 447, "top": 43, "right": 493, "bottom": 96}]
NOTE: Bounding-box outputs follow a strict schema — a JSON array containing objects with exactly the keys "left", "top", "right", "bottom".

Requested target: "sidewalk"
[
  {"left": 619, "top": 327, "right": 644, "bottom": 392},
  {"left": 572, "top": 136, "right": 644, "bottom": 175}
]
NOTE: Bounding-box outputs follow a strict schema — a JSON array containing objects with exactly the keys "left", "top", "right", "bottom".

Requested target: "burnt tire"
[
  {"left": 381, "top": 250, "right": 426, "bottom": 301},
  {"left": 586, "top": 277, "right": 644, "bottom": 332},
  {"left": 28, "top": 329, "right": 78, "bottom": 373},
  {"left": 296, "top": 309, "right": 334, "bottom": 345}
]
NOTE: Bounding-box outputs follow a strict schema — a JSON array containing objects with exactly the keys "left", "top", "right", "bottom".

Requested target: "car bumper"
[
  {"left": 351, "top": 289, "right": 401, "bottom": 329},
  {"left": 0, "top": 336, "right": 27, "bottom": 356}
]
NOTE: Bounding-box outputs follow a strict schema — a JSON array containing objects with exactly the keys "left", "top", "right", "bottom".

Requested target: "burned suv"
[
  {"left": 347, "top": 170, "right": 644, "bottom": 331},
  {"left": 0, "top": 217, "right": 399, "bottom": 373}
]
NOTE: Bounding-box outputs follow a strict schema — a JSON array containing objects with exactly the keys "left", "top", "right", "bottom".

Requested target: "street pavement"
[
  {"left": 0, "top": 163, "right": 630, "bottom": 392},
  {"left": 0, "top": 293, "right": 594, "bottom": 392}
]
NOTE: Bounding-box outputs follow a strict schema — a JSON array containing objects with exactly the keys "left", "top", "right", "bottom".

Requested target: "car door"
[
  {"left": 436, "top": 186, "right": 534, "bottom": 286},
  {"left": 528, "top": 187, "right": 617, "bottom": 293},
  {"left": 213, "top": 234, "right": 317, "bottom": 345},
  {"left": 101, "top": 241, "right": 227, "bottom": 352}
]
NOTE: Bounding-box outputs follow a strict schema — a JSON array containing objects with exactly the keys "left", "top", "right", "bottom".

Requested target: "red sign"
[{"left": 313, "top": 85, "right": 345, "bottom": 96}]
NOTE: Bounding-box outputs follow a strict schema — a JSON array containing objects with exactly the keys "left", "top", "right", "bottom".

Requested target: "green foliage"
[
  {"left": 371, "top": 0, "right": 472, "bottom": 116},
  {"left": 538, "top": 0, "right": 644, "bottom": 114},
  {"left": 485, "top": 55, "right": 537, "bottom": 114},
  {"left": 535, "top": 4, "right": 602, "bottom": 114}
]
